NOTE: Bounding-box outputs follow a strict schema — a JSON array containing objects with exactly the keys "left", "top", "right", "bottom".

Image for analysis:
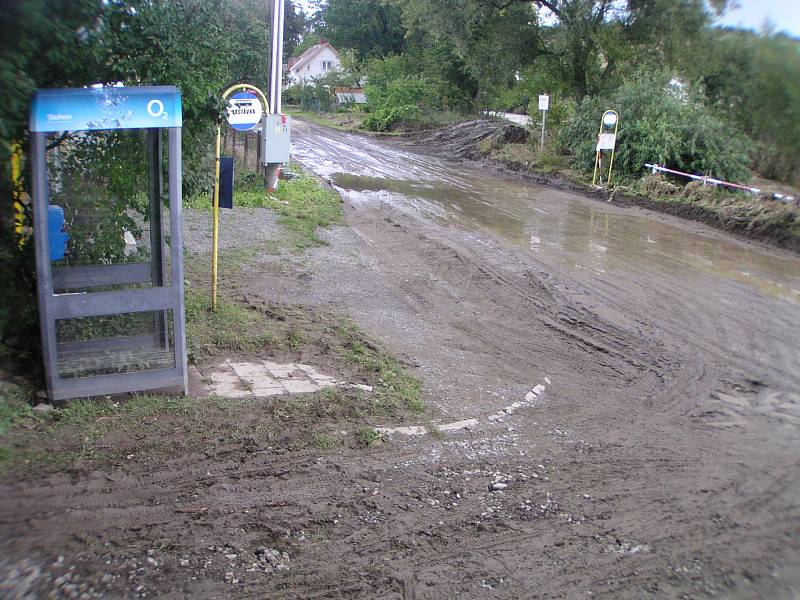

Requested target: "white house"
[{"left": 286, "top": 40, "right": 341, "bottom": 84}]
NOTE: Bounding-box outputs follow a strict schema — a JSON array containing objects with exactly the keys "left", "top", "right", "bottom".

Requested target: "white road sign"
[
  {"left": 597, "top": 133, "right": 617, "bottom": 151},
  {"left": 538, "top": 95, "right": 550, "bottom": 111}
]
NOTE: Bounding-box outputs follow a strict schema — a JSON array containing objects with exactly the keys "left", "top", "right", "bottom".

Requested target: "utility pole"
[{"left": 265, "top": 0, "right": 285, "bottom": 190}]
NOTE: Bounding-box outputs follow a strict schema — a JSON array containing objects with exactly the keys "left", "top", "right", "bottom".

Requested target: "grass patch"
[
  {"left": 0, "top": 385, "right": 32, "bottom": 437},
  {"left": 487, "top": 141, "right": 569, "bottom": 175},
  {"left": 355, "top": 426, "right": 384, "bottom": 448},
  {"left": 284, "top": 107, "right": 366, "bottom": 132},
  {"left": 0, "top": 393, "right": 198, "bottom": 475},
  {"left": 343, "top": 335, "right": 424, "bottom": 415},
  {"left": 258, "top": 169, "right": 343, "bottom": 251},
  {"left": 185, "top": 290, "right": 280, "bottom": 360},
  {"left": 311, "top": 431, "right": 338, "bottom": 450}
]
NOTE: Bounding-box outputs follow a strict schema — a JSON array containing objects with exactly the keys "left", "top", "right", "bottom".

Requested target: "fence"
[{"left": 222, "top": 128, "right": 261, "bottom": 173}]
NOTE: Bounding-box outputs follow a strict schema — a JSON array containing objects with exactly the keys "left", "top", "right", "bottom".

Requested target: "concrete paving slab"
[
  {"left": 227, "top": 361, "right": 277, "bottom": 384},
  {"left": 281, "top": 379, "right": 321, "bottom": 394},
  {"left": 196, "top": 360, "right": 341, "bottom": 399},
  {"left": 251, "top": 386, "right": 287, "bottom": 397},
  {"left": 262, "top": 361, "right": 301, "bottom": 378}
]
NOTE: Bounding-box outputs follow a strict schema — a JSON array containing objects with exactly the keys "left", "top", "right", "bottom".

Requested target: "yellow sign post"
[
  {"left": 211, "top": 83, "right": 269, "bottom": 311},
  {"left": 592, "top": 110, "right": 619, "bottom": 187}
]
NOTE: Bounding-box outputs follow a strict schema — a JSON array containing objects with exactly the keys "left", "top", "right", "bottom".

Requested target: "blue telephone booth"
[{"left": 30, "top": 86, "right": 188, "bottom": 400}]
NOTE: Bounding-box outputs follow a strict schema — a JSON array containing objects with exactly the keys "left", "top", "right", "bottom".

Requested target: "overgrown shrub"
[
  {"left": 364, "top": 74, "right": 437, "bottom": 130},
  {"left": 291, "top": 80, "right": 335, "bottom": 113},
  {"left": 559, "top": 73, "right": 752, "bottom": 183},
  {"left": 362, "top": 53, "right": 472, "bottom": 130}
]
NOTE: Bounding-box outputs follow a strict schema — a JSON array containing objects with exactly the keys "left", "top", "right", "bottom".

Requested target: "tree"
[
  {"left": 283, "top": 1, "right": 309, "bottom": 59},
  {"left": 394, "top": 0, "right": 729, "bottom": 101},
  {"left": 682, "top": 28, "right": 800, "bottom": 182},
  {"left": 391, "top": 0, "right": 539, "bottom": 104},
  {"left": 318, "top": 0, "right": 407, "bottom": 59}
]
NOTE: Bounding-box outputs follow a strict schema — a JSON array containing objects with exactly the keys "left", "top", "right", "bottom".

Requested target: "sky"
[{"left": 716, "top": 0, "right": 800, "bottom": 38}]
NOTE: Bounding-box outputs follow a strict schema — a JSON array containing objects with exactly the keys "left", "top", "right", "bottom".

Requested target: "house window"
[{"left": 322, "top": 60, "right": 333, "bottom": 71}]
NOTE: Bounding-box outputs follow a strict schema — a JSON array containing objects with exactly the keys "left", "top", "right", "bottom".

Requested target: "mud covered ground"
[{"left": 2, "top": 119, "right": 800, "bottom": 599}]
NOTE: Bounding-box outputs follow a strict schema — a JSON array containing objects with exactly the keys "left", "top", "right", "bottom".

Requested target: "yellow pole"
[
  {"left": 211, "top": 124, "right": 222, "bottom": 311},
  {"left": 11, "top": 143, "right": 29, "bottom": 246},
  {"left": 593, "top": 110, "right": 619, "bottom": 186},
  {"left": 592, "top": 150, "right": 601, "bottom": 186},
  {"left": 211, "top": 83, "right": 269, "bottom": 312},
  {"left": 604, "top": 110, "right": 619, "bottom": 185}
]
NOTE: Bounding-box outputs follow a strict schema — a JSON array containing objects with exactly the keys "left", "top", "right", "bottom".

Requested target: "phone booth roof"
[{"left": 30, "top": 85, "right": 182, "bottom": 133}]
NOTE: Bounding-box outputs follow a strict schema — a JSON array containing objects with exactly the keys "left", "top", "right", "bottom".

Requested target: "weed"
[
  {"left": 345, "top": 337, "right": 423, "bottom": 414},
  {"left": 283, "top": 108, "right": 368, "bottom": 133},
  {"left": 285, "top": 328, "right": 308, "bottom": 349},
  {"left": 311, "top": 432, "right": 338, "bottom": 450},
  {"left": 355, "top": 427, "right": 383, "bottom": 448},
  {"left": 184, "top": 290, "right": 280, "bottom": 360},
  {"left": 0, "top": 385, "right": 33, "bottom": 436}
]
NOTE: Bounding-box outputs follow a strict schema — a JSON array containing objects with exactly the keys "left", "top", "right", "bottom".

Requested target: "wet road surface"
[
  {"left": 282, "top": 117, "right": 800, "bottom": 598},
  {"left": 295, "top": 120, "right": 800, "bottom": 306}
]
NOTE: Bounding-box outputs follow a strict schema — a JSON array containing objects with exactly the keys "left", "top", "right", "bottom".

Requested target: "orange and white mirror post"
[{"left": 592, "top": 110, "right": 619, "bottom": 187}]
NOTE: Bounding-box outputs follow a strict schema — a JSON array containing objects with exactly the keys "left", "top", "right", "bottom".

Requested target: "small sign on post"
[
  {"left": 597, "top": 133, "right": 616, "bottom": 150},
  {"left": 538, "top": 94, "right": 549, "bottom": 111},
  {"left": 538, "top": 94, "right": 549, "bottom": 152},
  {"left": 592, "top": 110, "right": 620, "bottom": 186},
  {"left": 212, "top": 83, "right": 269, "bottom": 311}
]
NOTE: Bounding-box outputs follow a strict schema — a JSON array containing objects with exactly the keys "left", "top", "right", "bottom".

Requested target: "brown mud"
[
  {"left": 1, "top": 118, "right": 799, "bottom": 599},
  {"left": 407, "top": 119, "right": 800, "bottom": 253}
]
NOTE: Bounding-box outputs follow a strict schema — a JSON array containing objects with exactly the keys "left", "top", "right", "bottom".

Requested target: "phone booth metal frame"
[{"left": 30, "top": 86, "right": 188, "bottom": 401}]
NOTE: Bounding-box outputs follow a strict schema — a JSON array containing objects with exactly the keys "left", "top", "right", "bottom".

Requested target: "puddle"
[{"left": 331, "top": 171, "right": 800, "bottom": 304}]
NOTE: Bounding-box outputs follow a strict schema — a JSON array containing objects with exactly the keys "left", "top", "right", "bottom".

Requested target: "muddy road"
[
  {"left": 281, "top": 119, "right": 800, "bottom": 597},
  {"left": 2, "top": 118, "right": 799, "bottom": 599}
]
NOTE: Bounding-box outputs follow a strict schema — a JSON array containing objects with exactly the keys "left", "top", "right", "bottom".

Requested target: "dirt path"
[{"left": 1, "top": 119, "right": 799, "bottom": 599}]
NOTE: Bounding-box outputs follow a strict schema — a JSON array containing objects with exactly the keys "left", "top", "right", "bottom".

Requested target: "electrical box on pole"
[
  {"left": 261, "top": 114, "right": 291, "bottom": 163},
  {"left": 263, "top": 0, "right": 289, "bottom": 190}
]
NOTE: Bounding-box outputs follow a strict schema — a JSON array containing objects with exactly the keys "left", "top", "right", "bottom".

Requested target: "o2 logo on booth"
[{"left": 147, "top": 99, "right": 166, "bottom": 118}]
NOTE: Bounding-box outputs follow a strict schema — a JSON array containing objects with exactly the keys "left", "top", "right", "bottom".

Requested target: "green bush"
[
  {"left": 364, "top": 74, "right": 438, "bottom": 131},
  {"left": 286, "top": 79, "right": 335, "bottom": 113},
  {"left": 559, "top": 73, "right": 752, "bottom": 183}
]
